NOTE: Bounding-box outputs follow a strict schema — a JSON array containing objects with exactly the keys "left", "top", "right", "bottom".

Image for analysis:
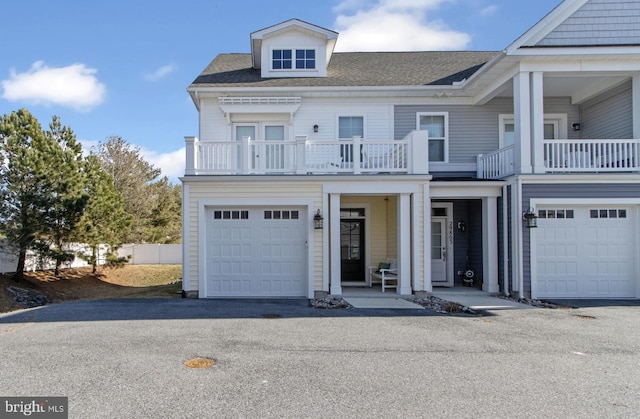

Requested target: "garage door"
[
  {"left": 534, "top": 206, "right": 637, "bottom": 298},
  {"left": 205, "top": 207, "right": 307, "bottom": 297}
]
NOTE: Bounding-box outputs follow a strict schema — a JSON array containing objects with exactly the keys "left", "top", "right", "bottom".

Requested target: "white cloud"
[
  {"left": 333, "top": 0, "right": 471, "bottom": 51},
  {"left": 144, "top": 64, "right": 175, "bottom": 82},
  {"left": 480, "top": 4, "right": 498, "bottom": 16},
  {"left": 1, "top": 61, "right": 106, "bottom": 111},
  {"left": 141, "top": 147, "right": 185, "bottom": 180}
]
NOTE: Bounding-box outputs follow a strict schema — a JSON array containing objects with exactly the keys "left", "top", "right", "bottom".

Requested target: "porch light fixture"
[
  {"left": 523, "top": 207, "right": 538, "bottom": 228},
  {"left": 313, "top": 124, "right": 319, "bottom": 133},
  {"left": 313, "top": 209, "right": 324, "bottom": 229},
  {"left": 572, "top": 122, "right": 581, "bottom": 131}
]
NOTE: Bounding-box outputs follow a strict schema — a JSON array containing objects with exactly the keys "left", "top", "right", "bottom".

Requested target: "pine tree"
[
  {"left": 38, "top": 116, "right": 90, "bottom": 276},
  {"left": 0, "top": 109, "right": 55, "bottom": 280},
  {"left": 76, "top": 155, "right": 131, "bottom": 273}
]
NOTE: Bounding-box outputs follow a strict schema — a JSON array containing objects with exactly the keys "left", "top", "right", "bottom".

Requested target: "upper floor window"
[
  {"left": 272, "top": 49, "right": 292, "bottom": 69},
  {"left": 296, "top": 49, "right": 315, "bottom": 69},
  {"left": 272, "top": 49, "right": 316, "bottom": 70},
  {"left": 338, "top": 116, "right": 364, "bottom": 139},
  {"left": 417, "top": 112, "right": 448, "bottom": 162}
]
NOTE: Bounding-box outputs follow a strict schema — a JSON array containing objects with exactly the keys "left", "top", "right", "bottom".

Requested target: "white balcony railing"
[
  {"left": 544, "top": 139, "right": 640, "bottom": 172},
  {"left": 477, "top": 139, "right": 640, "bottom": 179},
  {"left": 477, "top": 145, "right": 515, "bottom": 179},
  {"left": 185, "top": 130, "right": 429, "bottom": 175}
]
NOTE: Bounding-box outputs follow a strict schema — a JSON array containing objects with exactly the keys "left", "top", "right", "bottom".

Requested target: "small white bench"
[{"left": 368, "top": 258, "right": 398, "bottom": 292}]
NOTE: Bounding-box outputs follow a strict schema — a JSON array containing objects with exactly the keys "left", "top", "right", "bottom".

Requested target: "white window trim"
[
  {"left": 498, "top": 113, "right": 568, "bottom": 148},
  {"left": 336, "top": 115, "right": 366, "bottom": 140},
  {"left": 416, "top": 112, "right": 449, "bottom": 163},
  {"left": 270, "top": 48, "right": 318, "bottom": 72}
]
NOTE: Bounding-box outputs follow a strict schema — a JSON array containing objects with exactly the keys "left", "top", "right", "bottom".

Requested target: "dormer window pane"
[
  {"left": 273, "top": 49, "right": 292, "bottom": 69},
  {"left": 295, "top": 49, "right": 316, "bottom": 69}
]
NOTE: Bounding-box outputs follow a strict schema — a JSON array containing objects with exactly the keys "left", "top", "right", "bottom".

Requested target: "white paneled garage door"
[
  {"left": 534, "top": 206, "right": 637, "bottom": 299},
  {"left": 205, "top": 207, "right": 307, "bottom": 297}
]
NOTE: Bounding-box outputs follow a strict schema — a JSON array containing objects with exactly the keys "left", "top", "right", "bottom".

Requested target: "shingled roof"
[{"left": 190, "top": 51, "right": 499, "bottom": 88}]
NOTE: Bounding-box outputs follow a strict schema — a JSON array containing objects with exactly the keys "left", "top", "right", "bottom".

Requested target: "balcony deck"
[
  {"left": 478, "top": 139, "right": 640, "bottom": 179},
  {"left": 184, "top": 131, "right": 430, "bottom": 176}
]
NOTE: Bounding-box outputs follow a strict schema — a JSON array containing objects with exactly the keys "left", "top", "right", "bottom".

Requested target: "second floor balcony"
[
  {"left": 185, "top": 131, "right": 430, "bottom": 176},
  {"left": 477, "top": 138, "right": 640, "bottom": 179}
]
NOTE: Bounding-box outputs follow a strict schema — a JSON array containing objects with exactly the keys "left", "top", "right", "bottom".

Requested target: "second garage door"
[
  {"left": 534, "top": 206, "right": 637, "bottom": 299},
  {"left": 205, "top": 207, "right": 307, "bottom": 297}
]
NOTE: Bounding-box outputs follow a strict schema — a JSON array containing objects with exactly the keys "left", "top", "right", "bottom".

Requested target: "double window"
[
  {"left": 272, "top": 49, "right": 316, "bottom": 70},
  {"left": 417, "top": 112, "right": 448, "bottom": 162}
]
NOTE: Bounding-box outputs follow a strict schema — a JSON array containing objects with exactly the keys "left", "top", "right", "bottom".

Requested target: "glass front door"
[{"left": 340, "top": 219, "right": 365, "bottom": 282}]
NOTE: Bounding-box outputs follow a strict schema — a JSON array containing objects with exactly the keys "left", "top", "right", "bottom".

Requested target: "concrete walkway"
[
  {"left": 343, "top": 297, "right": 425, "bottom": 309},
  {"left": 431, "top": 288, "right": 533, "bottom": 311},
  {"left": 340, "top": 286, "right": 532, "bottom": 311}
]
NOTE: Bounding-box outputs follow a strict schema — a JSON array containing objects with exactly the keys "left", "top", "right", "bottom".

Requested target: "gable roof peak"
[{"left": 250, "top": 19, "right": 339, "bottom": 70}]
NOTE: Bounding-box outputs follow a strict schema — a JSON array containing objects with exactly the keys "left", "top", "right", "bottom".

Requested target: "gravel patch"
[
  {"left": 310, "top": 297, "right": 352, "bottom": 309},
  {"left": 409, "top": 296, "right": 478, "bottom": 315},
  {"left": 6, "top": 286, "right": 52, "bottom": 308}
]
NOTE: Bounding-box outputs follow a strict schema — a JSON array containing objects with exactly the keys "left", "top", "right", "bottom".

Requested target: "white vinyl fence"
[
  {"left": 117, "top": 244, "right": 182, "bottom": 265},
  {"left": 0, "top": 239, "right": 181, "bottom": 274}
]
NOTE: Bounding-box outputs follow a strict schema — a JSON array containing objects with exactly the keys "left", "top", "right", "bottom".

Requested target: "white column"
[
  {"left": 410, "top": 130, "right": 430, "bottom": 174},
  {"left": 530, "top": 72, "right": 545, "bottom": 173},
  {"left": 397, "top": 194, "right": 412, "bottom": 295},
  {"left": 329, "top": 193, "right": 342, "bottom": 295},
  {"left": 482, "top": 197, "right": 499, "bottom": 293},
  {"left": 514, "top": 72, "right": 532, "bottom": 174},
  {"left": 181, "top": 184, "right": 190, "bottom": 292},
  {"left": 184, "top": 136, "right": 197, "bottom": 175},
  {"left": 296, "top": 135, "right": 307, "bottom": 174},
  {"left": 633, "top": 75, "right": 640, "bottom": 139},
  {"left": 423, "top": 184, "right": 432, "bottom": 293}
]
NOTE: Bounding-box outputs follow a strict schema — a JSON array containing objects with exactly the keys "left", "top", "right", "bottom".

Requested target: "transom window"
[
  {"left": 537, "top": 209, "right": 574, "bottom": 219},
  {"left": 340, "top": 208, "right": 365, "bottom": 218},
  {"left": 272, "top": 49, "right": 316, "bottom": 70},
  {"left": 264, "top": 210, "right": 299, "bottom": 220},
  {"left": 213, "top": 210, "right": 249, "bottom": 220},
  {"left": 417, "top": 113, "right": 448, "bottom": 162},
  {"left": 590, "top": 209, "right": 627, "bottom": 219}
]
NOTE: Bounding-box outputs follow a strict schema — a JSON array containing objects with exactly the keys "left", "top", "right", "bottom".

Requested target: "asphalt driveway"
[{"left": 1, "top": 298, "right": 639, "bottom": 418}]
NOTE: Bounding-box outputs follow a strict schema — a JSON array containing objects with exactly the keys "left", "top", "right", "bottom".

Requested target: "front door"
[
  {"left": 431, "top": 218, "right": 449, "bottom": 284},
  {"left": 340, "top": 219, "right": 365, "bottom": 282}
]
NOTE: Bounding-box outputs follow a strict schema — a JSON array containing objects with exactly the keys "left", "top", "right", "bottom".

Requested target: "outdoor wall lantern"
[
  {"left": 313, "top": 124, "right": 319, "bottom": 133},
  {"left": 314, "top": 209, "right": 324, "bottom": 229},
  {"left": 572, "top": 122, "right": 581, "bottom": 131},
  {"left": 523, "top": 207, "right": 538, "bottom": 228}
]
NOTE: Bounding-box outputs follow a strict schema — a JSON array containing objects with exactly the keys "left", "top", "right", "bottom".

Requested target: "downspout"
[{"left": 502, "top": 184, "right": 509, "bottom": 296}]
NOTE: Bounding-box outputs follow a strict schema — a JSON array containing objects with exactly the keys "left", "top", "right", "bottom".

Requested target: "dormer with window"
[{"left": 250, "top": 19, "right": 338, "bottom": 78}]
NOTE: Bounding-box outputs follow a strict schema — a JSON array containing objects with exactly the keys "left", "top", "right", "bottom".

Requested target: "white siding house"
[{"left": 183, "top": 0, "right": 640, "bottom": 300}]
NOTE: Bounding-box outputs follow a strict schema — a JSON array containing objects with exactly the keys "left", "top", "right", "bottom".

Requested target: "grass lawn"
[{"left": 0, "top": 264, "right": 183, "bottom": 314}]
